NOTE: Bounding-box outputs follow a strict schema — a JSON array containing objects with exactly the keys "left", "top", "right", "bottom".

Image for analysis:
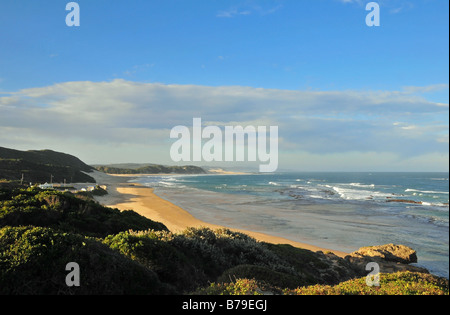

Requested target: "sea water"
[{"left": 133, "top": 172, "right": 449, "bottom": 278}]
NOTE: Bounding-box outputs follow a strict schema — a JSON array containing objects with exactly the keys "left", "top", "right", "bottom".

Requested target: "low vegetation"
[
  {"left": 0, "top": 187, "right": 167, "bottom": 237},
  {"left": 287, "top": 272, "right": 449, "bottom": 295},
  {"left": 196, "top": 272, "right": 449, "bottom": 295},
  {"left": 0, "top": 226, "right": 173, "bottom": 295}
]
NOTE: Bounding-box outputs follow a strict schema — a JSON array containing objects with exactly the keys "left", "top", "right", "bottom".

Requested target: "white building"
[{"left": 39, "top": 183, "right": 54, "bottom": 189}]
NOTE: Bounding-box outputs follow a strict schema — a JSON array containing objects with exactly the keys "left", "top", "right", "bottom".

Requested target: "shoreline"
[{"left": 90, "top": 171, "right": 349, "bottom": 257}]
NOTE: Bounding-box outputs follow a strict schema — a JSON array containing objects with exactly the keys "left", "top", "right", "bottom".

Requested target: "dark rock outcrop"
[{"left": 386, "top": 199, "right": 422, "bottom": 205}]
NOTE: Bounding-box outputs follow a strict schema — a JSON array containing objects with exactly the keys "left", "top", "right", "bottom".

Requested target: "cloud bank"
[{"left": 0, "top": 79, "right": 448, "bottom": 171}]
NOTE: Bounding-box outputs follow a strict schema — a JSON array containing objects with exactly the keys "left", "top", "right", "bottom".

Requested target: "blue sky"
[{"left": 0, "top": 0, "right": 449, "bottom": 171}]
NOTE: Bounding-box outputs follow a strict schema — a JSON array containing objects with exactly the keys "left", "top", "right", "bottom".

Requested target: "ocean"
[{"left": 132, "top": 172, "right": 449, "bottom": 278}]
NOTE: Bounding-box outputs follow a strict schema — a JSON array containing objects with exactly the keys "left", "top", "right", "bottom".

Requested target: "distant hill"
[
  {"left": 0, "top": 147, "right": 95, "bottom": 184},
  {"left": 94, "top": 163, "right": 206, "bottom": 175}
]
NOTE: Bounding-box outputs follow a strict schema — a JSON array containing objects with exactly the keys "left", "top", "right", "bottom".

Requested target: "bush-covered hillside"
[
  {"left": 0, "top": 187, "right": 448, "bottom": 295},
  {"left": 195, "top": 272, "right": 449, "bottom": 295},
  {"left": 0, "top": 226, "right": 174, "bottom": 295},
  {"left": 0, "top": 188, "right": 167, "bottom": 237},
  {"left": 95, "top": 164, "right": 206, "bottom": 175},
  {"left": 0, "top": 147, "right": 96, "bottom": 184}
]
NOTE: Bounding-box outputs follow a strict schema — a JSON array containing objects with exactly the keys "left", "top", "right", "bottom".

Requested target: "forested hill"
[
  {"left": 94, "top": 164, "right": 206, "bottom": 175},
  {"left": 0, "top": 147, "right": 95, "bottom": 184}
]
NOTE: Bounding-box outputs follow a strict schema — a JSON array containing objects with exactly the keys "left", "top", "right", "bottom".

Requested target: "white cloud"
[
  {"left": 217, "top": 3, "right": 282, "bottom": 18},
  {"left": 217, "top": 9, "right": 251, "bottom": 18},
  {"left": 402, "top": 84, "right": 449, "bottom": 94},
  {"left": 0, "top": 79, "right": 448, "bottom": 170}
]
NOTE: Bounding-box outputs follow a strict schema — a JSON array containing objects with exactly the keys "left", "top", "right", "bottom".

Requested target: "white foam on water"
[
  {"left": 348, "top": 182, "right": 376, "bottom": 188},
  {"left": 405, "top": 189, "right": 448, "bottom": 194},
  {"left": 331, "top": 185, "right": 388, "bottom": 201}
]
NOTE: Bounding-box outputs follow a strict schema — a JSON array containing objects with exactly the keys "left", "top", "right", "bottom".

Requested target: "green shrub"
[
  {"left": 264, "top": 243, "right": 356, "bottom": 285},
  {"left": 286, "top": 272, "right": 449, "bottom": 295},
  {"left": 103, "top": 227, "right": 302, "bottom": 293},
  {"left": 193, "top": 278, "right": 266, "bottom": 295},
  {"left": 104, "top": 230, "right": 206, "bottom": 293},
  {"left": 218, "top": 264, "right": 303, "bottom": 290},
  {"left": 0, "top": 226, "right": 173, "bottom": 295},
  {"left": 91, "top": 185, "right": 108, "bottom": 196},
  {"left": 196, "top": 272, "right": 449, "bottom": 296},
  {"left": 0, "top": 188, "right": 168, "bottom": 237},
  {"left": 170, "top": 227, "right": 296, "bottom": 278}
]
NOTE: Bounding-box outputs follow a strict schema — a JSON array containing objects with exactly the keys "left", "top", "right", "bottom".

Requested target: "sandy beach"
[{"left": 90, "top": 171, "right": 349, "bottom": 257}]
